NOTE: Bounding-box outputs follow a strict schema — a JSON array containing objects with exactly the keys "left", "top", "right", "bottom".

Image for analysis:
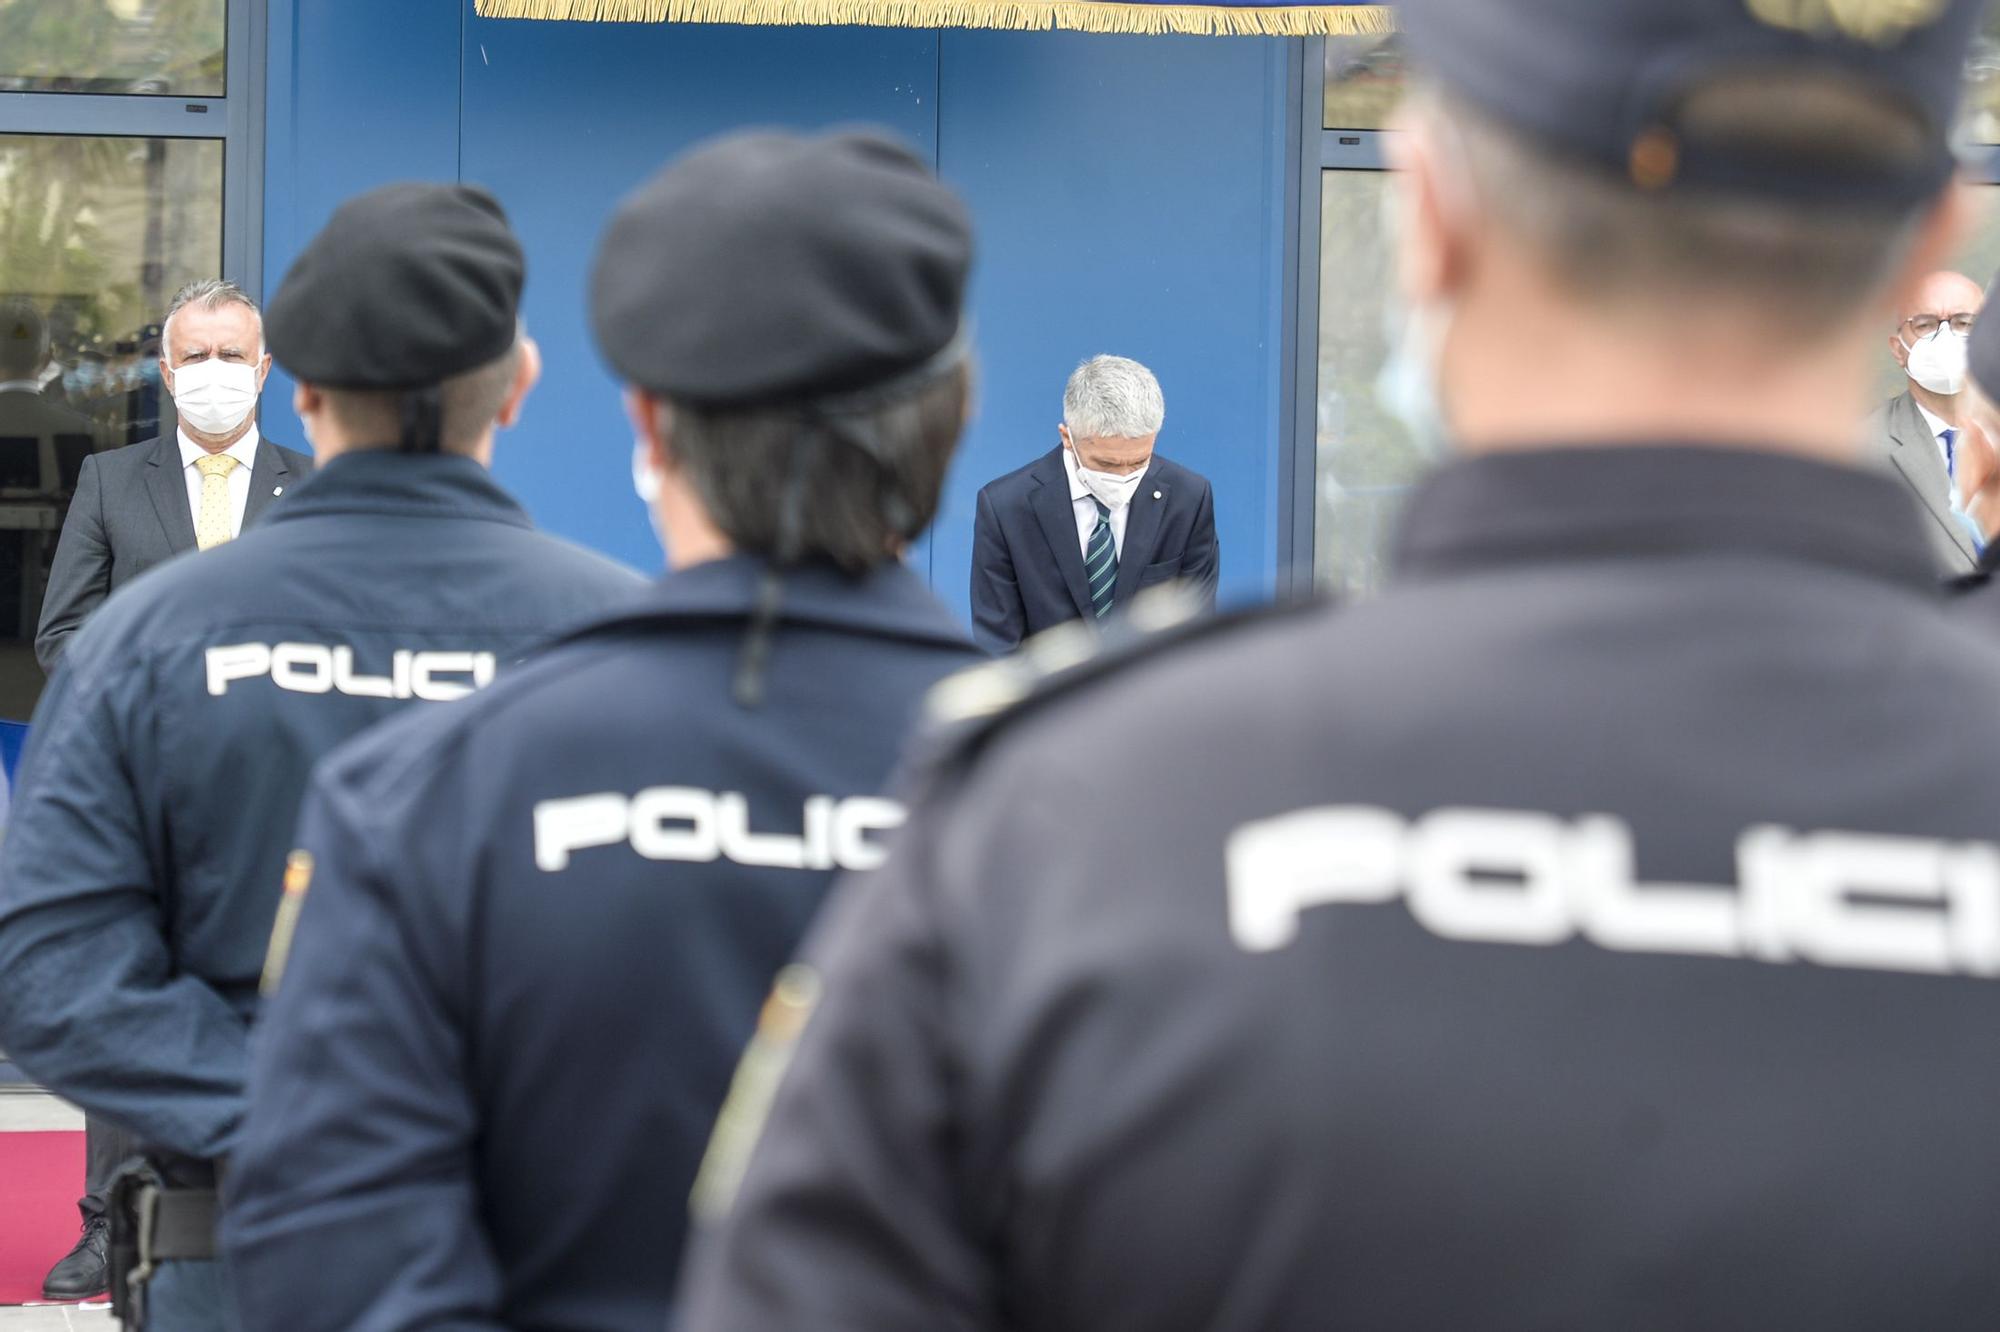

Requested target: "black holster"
[{"left": 107, "top": 1158, "right": 220, "bottom": 1330}]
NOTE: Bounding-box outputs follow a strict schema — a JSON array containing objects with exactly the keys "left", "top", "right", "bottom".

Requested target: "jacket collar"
[
  {"left": 1392, "top": 444, "right": 1939, "bottom": 594},
  {"left": 256, "top": 449, "right": 531, "bottom": 530},
  {"left": 567, "top": 553, "right": 971, "bottom": 649}
]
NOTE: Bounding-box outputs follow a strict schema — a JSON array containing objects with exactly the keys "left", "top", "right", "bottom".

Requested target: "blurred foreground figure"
[
  {"left": 679, "top": 3, "right": 2000, "bottom": 1329},
  {"left": 222, "top": 130, "right": 981, "bottom": 1331},
  {"left": 0, "top": 186, "right": 643, "bottom": 1330}
]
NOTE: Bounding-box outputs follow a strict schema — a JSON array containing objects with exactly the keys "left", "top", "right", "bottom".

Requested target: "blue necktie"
[
  {"left": 1086, "top": 499, "right": 1117, "bottom": 621},
  {"left": 1944, "top": 427, "right": 1958, "bottom": 478}
]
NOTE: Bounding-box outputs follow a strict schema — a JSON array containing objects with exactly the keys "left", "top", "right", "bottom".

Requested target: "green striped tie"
[{"left": 1086, "top": 499, "right": 1117, "bottom": 621}]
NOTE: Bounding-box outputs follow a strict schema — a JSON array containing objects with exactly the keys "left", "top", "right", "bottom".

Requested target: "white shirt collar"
[
  {"left": 1915, "top": 402, "right": 1953, "bottom": 442},
  {"left": 178, "top": 423, "right": 260, "bottom": 472}
]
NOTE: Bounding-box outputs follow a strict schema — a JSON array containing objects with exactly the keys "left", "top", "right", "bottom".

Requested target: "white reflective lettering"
[
  {"left": 630, "top": 787, "right": 720, "bottom": 863},
  {"left": 200, "top": 643, "right": 503, "bottom": 702},
  {"left": 1793, "top": 832, "right": 1952, "bottom": 975},
  {"left": 1226, "top": 805, "right": 1403, "bottom": 953},
  {"left": 270, "top": 642, "right": 333, "bottom": 694},
  {"left": 1568, "top": 816, "right": 1741, "bottom": 958},
  {"left": 331, "top": 646, "right": 394, "bottom": 699},
  {"left": 534, "top": 793, "right": 631, "bottom": 872},
  {"left": 205, "top": 643, "right": 271, "bottom": 696},
  {"left": 831, "top": 796, "right": 905, "bottom": 872},
  {"left": 718, "top": 792, "right": 808, "bottom": 869},
  {"left": 1223, "top": 806, "right": 2000, "bottom": 981},
  {"left": 533, "top": 791, "right": 907, "bottom": 874},
  {"left": 1407, "top": 808, "right": 1571, "bottom": 947},
  {"left": 410, "top": 651, "right": 486, "bottom": 702},
  {"left": 802, "top": 796, "right": 835, "bottom": 872}
]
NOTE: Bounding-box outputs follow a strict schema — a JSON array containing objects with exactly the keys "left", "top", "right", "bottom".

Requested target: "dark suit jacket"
[
  {"left": 35, "top": 433, "right": 312, "bottom": 673},
  {"left": 970, "top": 446, "right": 1219, "bottom": 655}
]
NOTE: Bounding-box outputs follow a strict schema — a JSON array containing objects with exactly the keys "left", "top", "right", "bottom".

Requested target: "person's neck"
[
  {"left": 1909, "top": 380, "right": 1964, "bottom": 427},
  {"left": 1443, "top": 302, "right": 1874, "bottom": 463},
  {"left": 182, "top": 419, "right": 255, "bottom": 455},
  {"left": 655, "top": 479, "right": 735, "bottom": 572}
]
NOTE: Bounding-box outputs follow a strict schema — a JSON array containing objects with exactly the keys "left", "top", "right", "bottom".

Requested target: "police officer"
[
  {"left": 678, "top": 4, "right": 2000, "bottom": 1330},
  {"left": 219, "top": 130, "right": 982, "bottom": 1331},
  {"left": 0, "top": 184, "right": 644, "bottom": 1329}
]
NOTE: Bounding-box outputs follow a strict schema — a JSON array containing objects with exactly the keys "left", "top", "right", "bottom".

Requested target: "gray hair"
[
  {"left": 162, "top": 279, "right": 262, "bottom": 358},
  {"left": 1063, "top": 355, "right": 1165, "bottom": 440}
]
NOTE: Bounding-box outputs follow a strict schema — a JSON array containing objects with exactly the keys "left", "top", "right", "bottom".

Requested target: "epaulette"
[{"left": 920, "top": 582, "right": 1334, "bottom": 765}]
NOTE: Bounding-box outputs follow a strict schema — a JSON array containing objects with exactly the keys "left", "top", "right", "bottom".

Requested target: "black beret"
[
  {"left": 590, "top": 127, "right": 973, "bottom": 407},
  {"left": 1398, "top": 0, "right": 1986, "bottom": 206},
  {"left": 267, "top": 183, "right": 524, "bottom": 390}
]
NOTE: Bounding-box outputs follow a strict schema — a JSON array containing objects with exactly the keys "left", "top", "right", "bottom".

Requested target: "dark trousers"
[{"left": 81, "top": 1112, "right": 138, "bottom": 1221}]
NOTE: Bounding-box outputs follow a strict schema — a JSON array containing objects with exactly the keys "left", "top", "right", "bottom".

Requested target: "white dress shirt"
[
  {"left": 178, "top": 425, "right": 261, "bottom": 541},
  {"left": 1063, "top": 446, "right": 1131, "bottom": 559}
]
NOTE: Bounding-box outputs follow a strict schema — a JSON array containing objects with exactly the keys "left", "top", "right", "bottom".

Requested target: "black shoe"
[{"left": 42, "top": 1213, "right": 109, "bottom": 1301}]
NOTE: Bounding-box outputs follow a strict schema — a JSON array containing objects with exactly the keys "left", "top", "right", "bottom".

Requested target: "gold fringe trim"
[{"left": 472, "top": 0, "right": 1394, "bottom": 36}]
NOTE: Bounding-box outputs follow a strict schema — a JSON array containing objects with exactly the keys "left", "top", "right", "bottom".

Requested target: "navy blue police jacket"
[
  {"left": 681, "top": 446, "right": 2000, "bottom": 1332},
  {"left": 220, "top": 554, "right": 981, "bottom": 1332},
  {"left": 0, "top": 450, "right": 645, "bottom": 1164}
]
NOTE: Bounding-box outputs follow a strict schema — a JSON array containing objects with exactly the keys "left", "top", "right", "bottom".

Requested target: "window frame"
[
  {"left": 1286, "top": 37, "right": 2000, "bottom": 594},
  {"left": 0, "top": 1, "right": 266, "bottom": 305}
]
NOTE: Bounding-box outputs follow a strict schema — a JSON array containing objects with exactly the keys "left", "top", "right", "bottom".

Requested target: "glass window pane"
[
  {"left": 1314, "top": 170, "right": 1429, "bottom": 596},
  {"left": 0, "top": 0, "right": 227, "bottom": 97},
  {"left": 0, "top": 132, "right": 223, "bottom": 716},
  {"left": 1324, "top": 35, "right": 1404, "bottom": 131}
]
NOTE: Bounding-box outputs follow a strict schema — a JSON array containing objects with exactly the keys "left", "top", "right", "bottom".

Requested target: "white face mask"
[
  {"left": 1905, "top": 327, "right": 1970, "bottom": 397},
  {"left": 170, "top": 358, "right": 260, "bottom": 436},
  {"left": 1068, "top": 445, "right": 1148, "bottom": 511},
  {"left": 632, "top": 439, "right": 670, "bottom": 556}
]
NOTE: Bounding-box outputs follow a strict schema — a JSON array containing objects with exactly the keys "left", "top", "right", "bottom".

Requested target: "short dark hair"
[
  {"left": 659, "top": 362, "right": 969, "bottom": 574},
  {"left": 318, "top": 340, "right": 522, "bottom": 455},
  {"left": 1436, "top": 72, "right": 1936, "bottom": 331}
]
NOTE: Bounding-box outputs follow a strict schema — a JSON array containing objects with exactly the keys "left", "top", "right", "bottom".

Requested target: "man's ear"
[
  {"left": 1384, "top": 110, "right": 1470, "bottom": 309},
  {"left": 494, "top": 337, "right": 542, "bottom": 430},
  {"left": 254, "top": 351, "right": 273, "bottom": 392},
  {"left": 293, "top": 381, "right": 322, "bottom": 418}
]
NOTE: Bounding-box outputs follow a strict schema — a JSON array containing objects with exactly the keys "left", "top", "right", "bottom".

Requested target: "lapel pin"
[
  {"left": 273, "top": 486, "right": 283, "bottom": 496},
  {"left": 1153, "top": 490, "right": 1162, "bottom": 500}
]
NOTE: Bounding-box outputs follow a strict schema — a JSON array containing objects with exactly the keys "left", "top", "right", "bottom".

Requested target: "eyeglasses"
[{"left": 1904, "top": 313, "right": 1979, "bottom": 339}]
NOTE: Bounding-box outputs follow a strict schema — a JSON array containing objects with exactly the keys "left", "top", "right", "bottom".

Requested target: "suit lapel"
[
  {"left": 242, "top": 439, "right": 293, "bottom": 529},
  {"left": 145, "top": 435, "right": 198, "bottom": 553},
  {"left": 1029, "top": 456, "right": 1095, "bottom": 620},
  {"left": 1113, "top": 464, "right": 1168, "bottom": 605},
  {"left": 1885, "top": 397, "right": 1978, "bottom": 563}
]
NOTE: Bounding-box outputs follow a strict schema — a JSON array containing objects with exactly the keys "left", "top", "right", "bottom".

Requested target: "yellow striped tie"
[{"left": 194, "top": 453, "right": 241, "bottom": 551}]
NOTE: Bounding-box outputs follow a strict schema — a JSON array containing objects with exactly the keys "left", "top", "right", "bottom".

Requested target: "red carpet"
[{"left": 0, "top": 1131, "right": 82, "bottom": 1304}]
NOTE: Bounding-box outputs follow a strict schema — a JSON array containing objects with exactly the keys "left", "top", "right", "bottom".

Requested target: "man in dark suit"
[
  {"left": 1865, "top": 268, "right": 1985, "bottom": 575},
  {"left": 36, "top": 280, "right": 311, "bottom": 675},
  {"left": 29, "top": 278, "right": 309, "bottom": 1303},
  {"left": 970, "top": 355, "right": 1218, "bottom": 654}
]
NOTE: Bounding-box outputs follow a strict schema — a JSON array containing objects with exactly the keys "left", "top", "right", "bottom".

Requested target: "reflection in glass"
[
  {"left": 0, "top": 132, "right": 222, "bottom": 715},
  {"left": 1323, "top": 34, "right": 1403, "bottom": 131},
  {"left": 0, "top": 0, "right": 226, "bottom": 97},
  {"left": 1314, "top": 171, "right": 1430, "bottom": 596}
]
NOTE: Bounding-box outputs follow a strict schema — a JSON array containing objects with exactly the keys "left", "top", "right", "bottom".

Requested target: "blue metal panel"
[
  {"left": 934, "top": 31, "right": 1292, "bottom": 618},
  {"left": 260, "top": 7, "right": 1296, "bottom": 606},
  {"left": 458, "top": 17, "right": 938, "bottom": 575},
  {"left": 260, "top": 0, "right": 465, "bottom": 453}
]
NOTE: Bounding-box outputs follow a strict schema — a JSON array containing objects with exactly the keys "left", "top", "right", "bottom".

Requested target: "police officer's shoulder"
[
  {"left": 509, "top": 527, "right": 651, "bottom": 596},
  {"left": 922, "top": 582, "right": 1333, "bottom": 766}
]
